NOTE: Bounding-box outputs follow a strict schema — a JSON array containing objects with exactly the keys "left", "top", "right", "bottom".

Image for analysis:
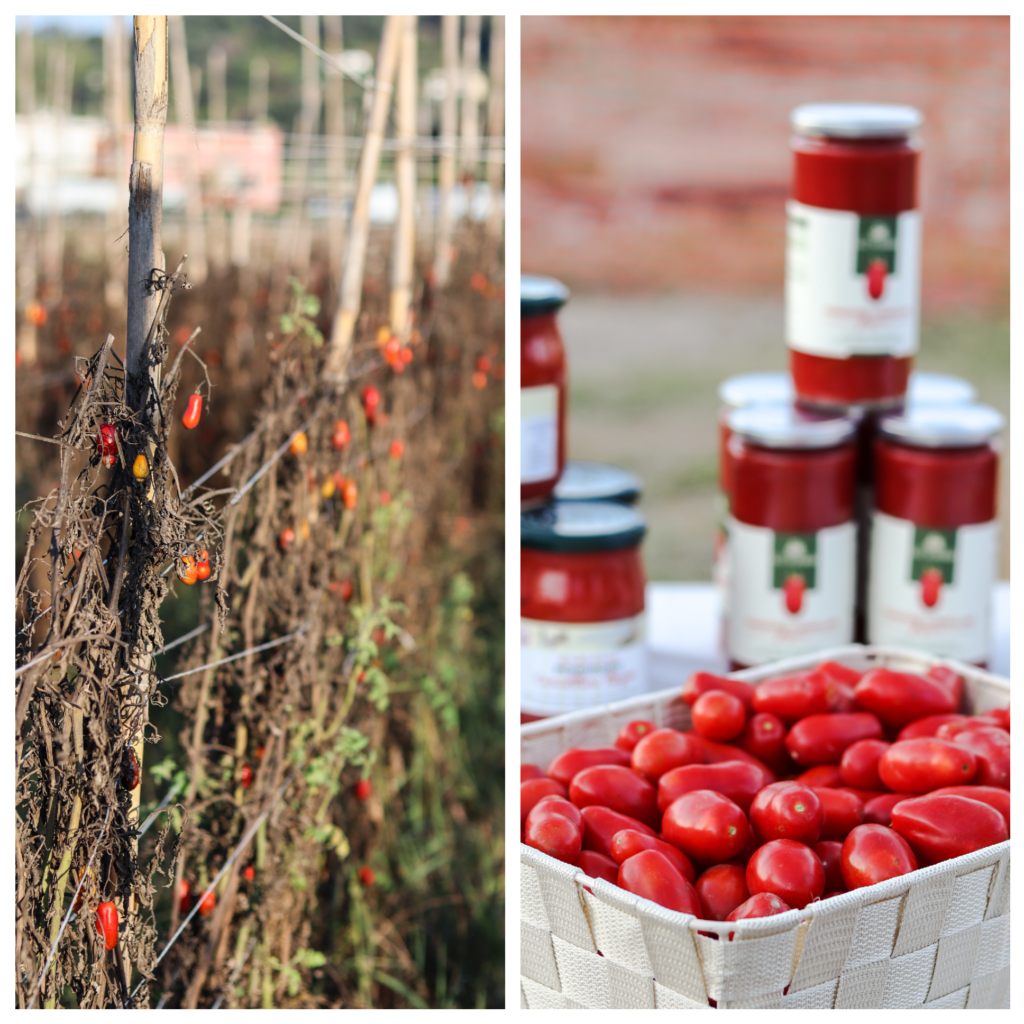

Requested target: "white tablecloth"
[{"left": 647, "top": 581, "right": 1010, "bottom": 690}]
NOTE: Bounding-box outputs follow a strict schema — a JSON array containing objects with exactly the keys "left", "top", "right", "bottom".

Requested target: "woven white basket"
[{"left": 520, "top": 645, "right": 1011, "bottom": 1009}]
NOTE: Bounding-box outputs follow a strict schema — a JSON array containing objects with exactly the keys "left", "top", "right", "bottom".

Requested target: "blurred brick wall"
[{"left": 523, "top": 16, "right": 1009, "bottom": 312}]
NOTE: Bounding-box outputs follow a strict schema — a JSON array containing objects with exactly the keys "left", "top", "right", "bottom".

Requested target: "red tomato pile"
[{"left": 522, "top": 661, "right": 1009, "bottom": 924}]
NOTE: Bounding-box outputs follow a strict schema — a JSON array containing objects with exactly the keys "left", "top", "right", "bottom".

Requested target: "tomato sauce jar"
[
  {"left": 521, "top": 275, "right": 569, "bottom": 507},
  {"left": 786, "top": 103, "right": 922, "bottom": 408},
  {"left": 553, "top": 461, "right": 642, "bottom": 505},
  {"left": 521, "top": 502, "right": 647, "bottom": 721},
  {"left": 868, "top": 404, "right": 1002, "bottom": 665},
  {"left": 726, "top": 406, "right": 858, "bottom": 668}
]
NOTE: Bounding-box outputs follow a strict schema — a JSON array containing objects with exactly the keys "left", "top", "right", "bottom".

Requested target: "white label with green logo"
[
  {"left": 521, "top": 384, "right": 559, "bottom": 484},
  {"left": 785, "top": 200, "right": 921, "bottom": 358},
  {"left": 521, "top": 615, "right": 647, "bottom": 715},
  {"left": 868, "top": 511, "right": 997, "bottom": 663},
  {"left": 727, "top": 517, "right": 855, "bottom": 665}
]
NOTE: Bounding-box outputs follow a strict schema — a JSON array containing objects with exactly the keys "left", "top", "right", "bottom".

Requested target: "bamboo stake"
[
  {"left": 324, "top": 16, "right": 345, "bottom": 295},
  {"left": 169, "top": 15, "right": 208, "bottom": 284},
  {"left": 42, "top": 43, "right": 69, "bottom": 304},
  {"left": 104, "top": 16, "right": 130, "bottom": 308},
  {"left": 390, "top": 16, "right": 417, "bottom": 341},
  {"left": 249, "top": 56, "right": 269, "bottom": 123},
  {"left": 485, "top": 16, "right": 505, "bottom": 240},
  {"left": 290, "top": 15, "right": 322, "bottom": 279},
  {"left": 459, "top": 16, "right": 482, "bottom": 183},
  {"left": 206, "top": 45, "right": 227, "bottom": 270},
  {"left": 432, "top": 15, "right": 459, "bottom": 288},
  {"left": 325, "top": 16, "right": 403, "bottom": 377},
  {"left": 17, "top": 22, "right": 39, "bottom": 364}
]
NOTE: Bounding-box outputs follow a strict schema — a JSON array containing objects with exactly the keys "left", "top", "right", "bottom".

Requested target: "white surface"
[{"left": 646, "top": 580, "right": 1010, "bottom": 688}]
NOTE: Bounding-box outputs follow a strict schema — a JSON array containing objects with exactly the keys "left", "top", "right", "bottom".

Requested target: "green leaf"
[{"left": 302, "top": 295, "right": 321, "bottom": 317}]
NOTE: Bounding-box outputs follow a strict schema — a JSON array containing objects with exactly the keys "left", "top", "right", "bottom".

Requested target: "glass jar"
[
  {"left": 786, "top": 103, "right": 922, "bottom": 407},
  {"left": 553, "top": 460, "right": 642, "bottom": 505},
  {"left": 521, "top": 275, "right": 569, "bottom": 507},
  {"left": 868, "top": 404, "right": 1002, "bottom": 665},
  {"left": 521, "top": 502, "right": 647, "bottom": 721},
  {"left": 726, "top": 406, "right": 858, "bottom": 668}
]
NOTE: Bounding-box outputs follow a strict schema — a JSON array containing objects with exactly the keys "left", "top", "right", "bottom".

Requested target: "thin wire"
[
  {"left": 156, "top": 623, "right": 209, "bottom": 657},
  {"left": 26, "top": 806, "right": 114, "bottom": 1009},
  {"left": 136, "top": 779, "right": 184, "bottom": 839},
  {"left": 262, "top": 15, "right": 371, "bottom": 90},
  {"left": 124, "top": 773, "right": 297, "bottom": 1007},
  {"left": 160, "top": 630, "right": 303, "bottom": 685}
]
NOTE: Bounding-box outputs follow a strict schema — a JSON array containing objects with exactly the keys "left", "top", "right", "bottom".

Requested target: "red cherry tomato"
[
  {"left": 279, "top": 528, "right": 296, "bottom": 551},
  {"left": 617, "top": 850, "right": 702, "bottom": 916},
  {"left": 198, "top": 890, "right": 216, "bottom": 916},
  {"left": 569, "top": 765, "right": 660, "bottom": 829},
  {"left": 814, "top": 787, "right": 864, "bottom": 842},
  {"left": 896, "top": 714, "right": 971, "bottom": 741},
  {"left": 839, "top": 739, "right": 891, "bottom": 791},
  {"left": 691, "top": 690, "right": 747, "bottom": 742},
  {"left": 877, "top": 738, "right": 977, "bottom": 793},
  {"left": 546, "top": 746, "right": 632, "bottom": 788},
  {"left": 525, "top": 795, "right": 583, "bottom": 831},
  {"left": 178, "top": 880, "right": 192, "bottom": 915},
  {"left": 862, "top": 792, "right": 914, "bottom": 827},
  {"left": 389, "top": 438, "right": 404, "bottom": 459},
  {"left": 929, "top": 786, "right": 1010, "bottom": 833},
  {"left": 752, "top": 669, "right": 841, "bottom": 723},
  {"left": 182, "top": 393, "right": 203, "bottom": 429},
  {"left": 521, "top": 764, "right": 545, "bottom": 783},
  {"left": 575, "top": 849, "right": 620, "bottom": 886},
  {"left": 239, "top": 764, "right": 254, "bottom": 788},
  {"left": 785, "top": 713, "right": 884, "bottom": 767},
  {"left": 853, "top": 668, "right": 957, "bottom": 731},
  {"left": 749, "top": 781, "right": 823, "bottom": 845},
  {"left": 579, "top": 805, "right": 655, "bottom": 859},
  {"left": 661, "top": 790, "right": 750, "bottom": 864},
  {"left": 738, "top": 712, "right": 791, "bottom": 776},
  {"left": 96, "top": 901, "right": 118, "bottom": 950},
  {"left": 355, "top": 778, "right": 372, "bottom": 801},
  {"left": 96, "top": 423, "right": 118, "bottom": 457},
  {"left": 243, "top": 865, "right": 255, "bottom": 882},
  {"left": 891, "top": 794, "right": 1008, "bottom": 866},
  {"left": 363, "top": 386, "right": 381, "bottom": 412},
  {"left": 746, "top": 839, "right": 824, "bottom": 909},
  {"left": 694, "top": 863, "right": 750, "bottom": 921},
  {"left": 524, "top": 811, "right": 583, "bottom": 864},
  {"left": 796, "top": 764, "right": 842, "bottom": 788},
  {"left": 942, "top": 726, "right": 1009, "bottom": 789},
  {"left": 608, "top": 829, "right": 696, "bottom": 883},
  {"left": 726, "top": 891, "right": 792, "bottom": 922},
  {"left": 631, "top": 729, "right": 703, "bottom": 782},
  {"left": 657, "top": 760, "right": 764, "bottom": 815},
  {"left": 682, "top": 671, "right": 755, "bottom": 711},
  {"left": 331, "top": 420, "right": 351, "bottom": 449},
  {"left": 122, "top": 747, "right": 140, "bottom": 791},
  {"left": 358, "top": 866, "right": 376, "bottom": 886},
  {"left": 521, "top": 778, "right": 567, "bottom": 825},
  {"left": 812, "top": 840, "right": 845, "bottom": 894},
  {"left": 195, "top": 559, "right": 211, "bottom": 581},
  {"left": 840, "top": 824, "right": 918, "bottom": 889},
  {"left": 614, "top": 720, "right": 657, "bottom": 752}
]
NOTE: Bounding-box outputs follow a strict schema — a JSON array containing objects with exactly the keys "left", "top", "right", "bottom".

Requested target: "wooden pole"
[
  {"left": 432, "top": 15, "right": 458, "bottom": 288},
  {"left": 459, "top": 16, "right": 482, "bottom": 183},
  {"left": 324, "top": 16, "right": 345, "bottom": 295},
  {"left": 104, "top": 16, "right": 131, "bottom": 308},
  {"left": 42, "top": 43, "right": 69, "bottom": 304},
  {"left": 169, "top": 15, "right": 208, "bottom": 284},
  {"left": 290, "top": 15, "right": 322, "bottom": 279},
  {"left": 390, "top": 16, "right": 417, "bottom": 340},
  {"left": 208, "top": 43, "right": 227, "bottom": 123},
  {"left": 485, "top": 16, "right": 504, "bottom": 240},
  {"left": 325, "top": 15, "right": 403, "bottom": 377},
  {"left": 17, "top": 22, "right": 39, "bottom": 364},
  {"left": 206, "top": 45, "right": 227, "bottom": 271},
  {"left": 249, "top": 55, "right": 269, "bottom": 123}
]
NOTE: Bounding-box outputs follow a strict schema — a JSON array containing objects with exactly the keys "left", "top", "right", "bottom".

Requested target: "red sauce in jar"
[
  {"left": 521, "top": 276, "right": 569, "bottom": 506},
  {"left": 725, "top": 406, "right": 858, "bottom": 668},
  {"left": 521, "top": 502, "right": 647, "bottom": 721},
  {"left": 786, "top": 103, "right": 922, "bottom": 408}
]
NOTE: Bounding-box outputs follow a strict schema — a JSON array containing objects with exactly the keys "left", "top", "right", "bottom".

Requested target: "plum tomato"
[
  {"left": 814, "top": 787, "right": 865, "bottom": 842},
  {"left": 547, "top": 746, "right": 632, "bottom": 788},
  {"left": 839, "top": 739, "right": 891, "bottom": 791},
  {"left": 617, "top": 850, "right": 702, "bottom": 916},
  {"left": 941, "top": 726, "right": 1009, "bottom": 789},
  {"left": 752, "top": 669, "right": 842, "bottom": 723},
  {"left": 796, "top": 764, "right": 842, "bottom": 788},
  {"left": 862, "top": 792, "right": 914, "bottom": 827},
  {"left": 657, "top": 760, "right": 764, "bottom": 815},
  {"left": 631, "top": 729, "right": 704, "bottom": 782},
  {"left": 521, "top": 764, "right": 545, "bottom": 783},
  {"left": 682, "top": 671, "right": 755, "bottom": 710},
  {"left": 694, "top": 863, "right": 750, "bottom": 921},
  {"left": 725, "top": 891, "right": 792, "bottom": 922},
  {"left": 749, "top": 781, "right": 823, "bottom": 845},
  {"left": 815, "top": 661, "right": 863, "bottom": 686},
  {"left": 524, "top": 811, "right": 583, "bottom": 864},
  {"left": 615, "top": 719, "right": 658, "bottom": 752},
  {"left": 521, "top": 778, "right": 568, "bottom": 825},
  {"left": 746, "top": 839, "right": 825, "bottom": 909},
  {"left": 785, "top": 713, "right": 884, "bottom": 767},
  {"left": 877, "top": 738, "right": 977, "bottom": 794},
  {"left": 575, "top": 849, "right": 621, "bottom": 886},
  {"left": 691, "top": 690, "right": 747, "bottom": 743},
  {"left": 686, "top": 735, "right": 775, "bottom": 782},
  {"left": 929, "top": 786, "right": 1010, "bottom": 833},
  {"left": 891, "top": 794, "right": 1008, "bottom": 866},
  {"left": 896, "top": 714, "right": 971, "bottom": 742},
  {"left": 975, "top": 707, "right": 1009, "bottom": 732},
  {"left": 661, "top": 790, "right": 750, "bottom": 864},
  {"left": 925, "top": 665, "right": 964, "bottom": 709},
  {"left": 580, "top": 805, "right": 656, "bottom": 859},
  {"left": 812, "top": 840, "right": 845, "bottom": 894},
  {"left": 525, "top": 795, "right": 583, "bottom": 831},
  {"left": 853, "top": 668, "right": 957, "bottom": 731},
  {"left": 739, "top": 712, "right": 791, "bottom": 776},
  {"left": 569, "top": 765, "right": 660, "bottom": 829},
  {"left": 609, "top": 829, "right": 696, "bottom": 883},
  {"left": 840, "top": 824, "right": 918, "bottom": 889}
]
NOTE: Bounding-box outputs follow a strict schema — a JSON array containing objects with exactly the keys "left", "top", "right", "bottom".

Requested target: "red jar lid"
[
  {"left": 521, "top": 501, "right": 646, "bottom": 553},
  {"left": 791, "top": 103, "right": 922, "bottom": 140},
  {"left": 877, "top": 404, "right": 1003, "bottom": 449},
  {"left": 727, "top": 405, "right": 858, "bottom": 451}
]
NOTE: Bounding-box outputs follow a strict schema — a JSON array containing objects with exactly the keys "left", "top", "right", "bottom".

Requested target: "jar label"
[
  {"left": 521, "top": 384, "right": 559, "bottom": 484},
  {"left": 727, "top": 517, "right": 855, "bottom": 665},
  {"left": 785, "top": 200, "right": 921, "bottom": 358},
  {"left": 521, "top": 615, "right": 647, "bottom": 715},
  {"left": 868, "top": 511, "right": 997, "bottom": 662}
]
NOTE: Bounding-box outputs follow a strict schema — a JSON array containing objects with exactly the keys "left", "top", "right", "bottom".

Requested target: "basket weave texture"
[{"left": 520, "top": 646, "right": 1011, "bottom": 1009}]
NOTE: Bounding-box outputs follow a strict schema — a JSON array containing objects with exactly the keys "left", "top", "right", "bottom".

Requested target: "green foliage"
[{"left": 280, "top": 278, "right": 324, "bottom": 349}]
